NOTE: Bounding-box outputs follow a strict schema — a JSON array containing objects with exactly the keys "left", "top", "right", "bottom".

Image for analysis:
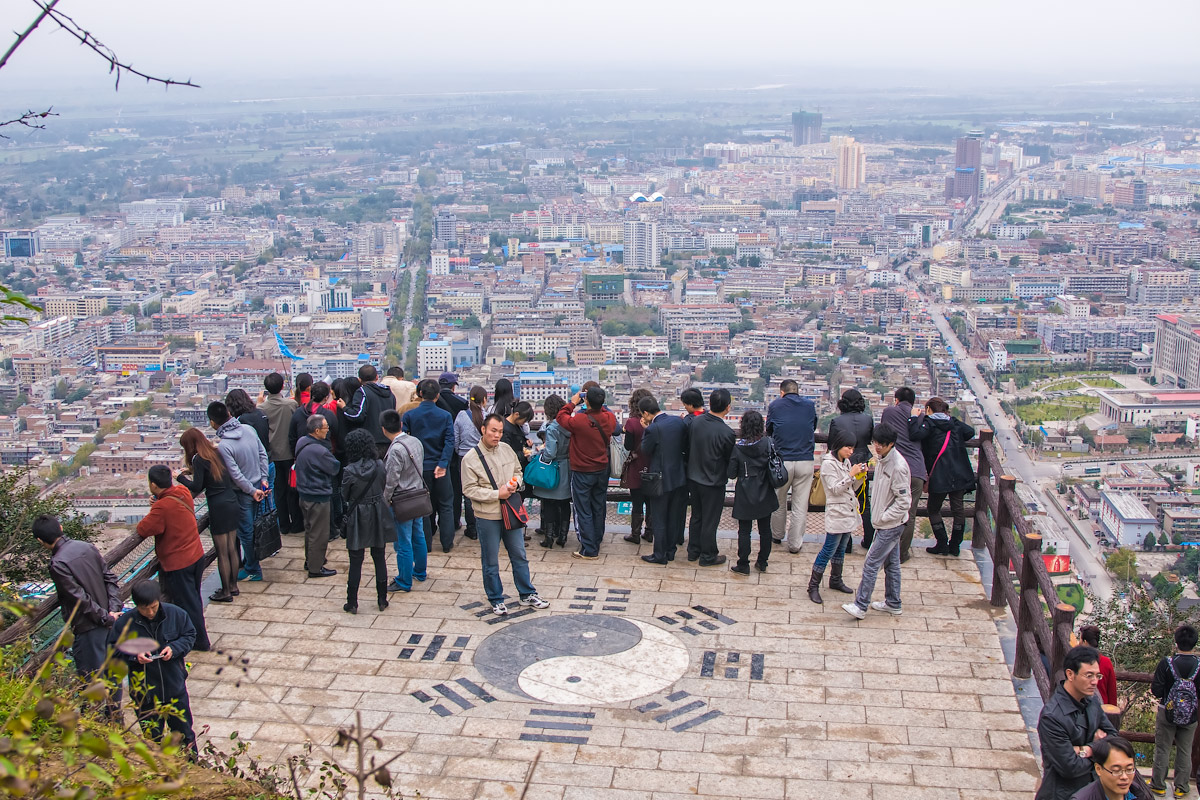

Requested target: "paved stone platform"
[{"left": 190, "top": 523, "right": 1040, "bottom": 799}]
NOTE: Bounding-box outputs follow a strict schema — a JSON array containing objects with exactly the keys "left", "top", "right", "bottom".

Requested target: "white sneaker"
[
  {"left": 871, "top": 601, "right": 902, "bottom": 616},
  {"left": 520, "top": 594, "right": 549, "bottom": 609},
  {"left": 491, "top": 601, "right": 509, "bottom": 616},
  {"left": 841, "top": 602, "right": 866, "bottom": 620}
]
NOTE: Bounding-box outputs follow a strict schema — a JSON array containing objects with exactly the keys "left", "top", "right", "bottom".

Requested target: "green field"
[
  {"left": 1082, "top": 377, "right": 1122, "bottom": 388},
  {"left": 1015, "top": 395, "right": 1100, "bottom": 425},
  {"left": 1042, "top": 379, "right": 1083, "bottom": 391},
  {"left": 1056, "top": 583, "right": 1085, "bottom": 612}
]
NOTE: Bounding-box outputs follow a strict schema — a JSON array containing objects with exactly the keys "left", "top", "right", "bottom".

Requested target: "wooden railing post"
[
  {"left": 1049, "top": 602, "right": 1077, "bottom": 685},
  {"left": 973, "top": 430, "right": 993, "bottom": 551},
  {"left": 1013, "top": 531, "right": 1043, "bottom": 679},
  {"left": 991, "top": 476, "right": 1017, "bottom": 607}
]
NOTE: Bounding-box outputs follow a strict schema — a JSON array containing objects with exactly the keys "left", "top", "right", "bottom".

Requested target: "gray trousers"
[
  {"left": 1153, "top": 705, "right": 1197, "bottom": 793},
  {"left": 301, "top": 498, "right": 331, "bottom": 573},
  {"left": 854, "top": 524, "right": 904, "bottom": 611},
  {"left": 899, "top": 477, "right": 926, "bottom": 559}
]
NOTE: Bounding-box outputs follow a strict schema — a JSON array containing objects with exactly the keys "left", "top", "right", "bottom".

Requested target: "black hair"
[
  {"left": 225, "top": 388, "right": 256, "bottom": 418},
  {"left": 895, "top": 386, "right": 916, "bottom": 405},
  {"left": 339, "top": 376, "right": 360, "bottom": 403},
  {"left": 483, "top": 412, "right": 505, "bottom": 429},
  {"left": 469, "top": 386, "right": 487, "bottom": 430},
  {"left": 638, "top": 396, "right": 661, "bottom": 416},
  {"left": 511, "top": 401, "right": 534, "bottom": 423},
  {"left": 131, "top": 580, "right": 162, "bottom": 607},
  {"left": 307, "top": 414, "right": 329, "bottom": 434},
  {"left": 310, "top": 381, "right": 331, "bottom": 404},
  {"left": 585, "top": 386, "right": 605, "bottom": 410},
  {"left": 709, "top": 389, "right": 731, "bottom": 414},
  {"left": 739, "top": 410, "right": 764, "bottom": 441},
  {"left": 32, "top": 514, "right": 62, "bottom": 544},
  {"left": 1063, "top": 644, "right": 1100, "bottom": 675},
  {"left": 206, "top": 401, "right": 231, "bottom": 425},
  {"left": 870, "top": 425, "right": 897, "bottom": 447},
  {"left": 344, "top": 428, "right": 376, "bottom": 464},
  {"left": 148, "top": 465, "right": 173, "bottom": 489},
  {"left": 359, "top": 364, "right": 378, "bottom": 382},
  {"left": 380, "top": 409, "right": 402, "bottom": 435},
  {"left": 1091, "top": 736, "right": 1134, "bottom": 765},
  {"left": 294, "top": 372, "right": 313, "bottom": 404},
  {"left": 544, "top": 394, "right": 566, "bottom": 421},
  {"left": 680, "top": 388, "right": 704, "bottom": 409},
  {"left": 264, "top": 373, "right": 284, "bottom": 395},
  {"left": 493, "top": 378, "right": 516, "bottom": 417},
  {"left": 1078, "top": 625, "right": 1101, "bottom": 648},
  {"left": 837, "top": 391, "right": 866, "bottom": 414},
  {"left": 779, "top": 379, "right": 798, "bottom": 395},
  {"left": 419, "top": 379, "right": 440, "bottom": 401},
  {"left": 387, "top": 367, "right": 404, "bottom": 378},
  {"left": 1177, "top": 624, "right": 1199, "bottom": 651}
]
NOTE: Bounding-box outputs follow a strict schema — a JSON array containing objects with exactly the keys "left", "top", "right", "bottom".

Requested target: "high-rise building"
[
  {"left": 623, "top": 218, "right": 661, "bottom": 269},
  {"left": 433, "top": 212, "right": 457, "bottom": 246},
  {"left": 791, "top": 110, "right": 822, "bottom": 146},
  {"left": 946, "top": 131, "right": 985, "bottom": 201},
  {"left": 833, "top": 137, "right": 866, "bottom": 190},
  {"left": 1154, "top": 314, "right": 1200, "bottom": 388}
]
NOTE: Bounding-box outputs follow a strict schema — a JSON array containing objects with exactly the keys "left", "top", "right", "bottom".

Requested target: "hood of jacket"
[
  {"left": 342, "top": 456, "right": 382, "bottom": 484},
  {"left": 363, "top": 382, "right": 394, "bottom": 402},
  {"left": 216, "top": 418, "right": 245, "bottom": 440}
]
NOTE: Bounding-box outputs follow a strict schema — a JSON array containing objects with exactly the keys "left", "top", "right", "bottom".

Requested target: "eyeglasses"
[{"left": 1097, "top": 764, "right": 1138, "bottom": 778}]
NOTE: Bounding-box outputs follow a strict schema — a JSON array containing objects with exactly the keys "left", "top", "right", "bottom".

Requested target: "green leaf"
[
  {"left": 83, "top": 762, "right": 114, "bottom": 787},
  {"left": 80, "top": 733, "right": 112, "bottom": 759}
]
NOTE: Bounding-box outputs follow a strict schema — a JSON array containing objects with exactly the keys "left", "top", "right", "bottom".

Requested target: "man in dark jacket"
[
  {"left": 437, "top": 372, "right": 470, "bottom": 532},
  {"left": 880, "top": 387, "right": 927, "bottom": 562},
  {"left": 766, "top": 379, "right": 817, "bottom": 554},
  {"left": 402, "top": 379, "right": 456, "bottom": 553},
  {"left": 1149, "top": 624, "right": 1200, "bottom": 796},
  {"left": 262, "top": 372, "right": 301, "bottom": 534},
  {"left": 340, "top": 364, "right": 395, "bottom": 458},
  {"left": 112, "top": 580, "right": 196, "bottom": 749},
  {"left": 1035, "top": 645, "right": 1119, "bottom": 800},
  {"left": 556, "top": 386, "right": 617, "bottom": 560},
  {"left": 1071, "top": 736, "right": 1151, "bottom": 800},
  {"left": 638, "top": 397, "right": 688, "bottom": 565},
  {"left": 37, "top": 515, "right": 121, "bottom": 677},
  {"left": 686, "top": 389, "right": 736, "bottom": 567},
  {"left": 295, "top": 414, "right": 341, "bottom": 578}
]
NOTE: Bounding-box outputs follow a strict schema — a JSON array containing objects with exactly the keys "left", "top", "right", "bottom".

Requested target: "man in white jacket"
[{"left": 843, "top": 425, "right": 911, "bottom": 620}]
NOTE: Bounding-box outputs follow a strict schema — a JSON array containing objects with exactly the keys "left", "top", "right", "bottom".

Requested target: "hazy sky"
[{"left": 3, "top": 0, "right": 1199, "bottom": 102}]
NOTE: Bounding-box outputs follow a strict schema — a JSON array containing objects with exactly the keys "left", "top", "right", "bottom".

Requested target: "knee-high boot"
[
  {"left": 807, "top": 568, "right": 823, "bottom": 604},
  {"left": 829, "top": 560, "right": 854, "bottom": 594},
  {"left": 948, "top": 520, "right": 965, "bottom": 556},
  {"left": 927, "top": 521, "right": 949, "bottom": 555}
]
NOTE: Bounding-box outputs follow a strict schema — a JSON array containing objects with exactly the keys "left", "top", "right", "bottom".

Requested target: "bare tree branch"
[
  {"left": 32, "top": 0, "right": 200, "bottom": 90},
  {"left": 0, "top": 107, "right": 56, "bottom": 138},
  {"left": 0, "top": 0, "right": 60, "bottom": 73}
]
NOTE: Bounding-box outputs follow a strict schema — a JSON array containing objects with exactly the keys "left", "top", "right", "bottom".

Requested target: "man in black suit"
[
  {"left": 637, "top": 396, "right": 689, "bottom": 565},
  {"left": 685, "top": 389, "right": 735, "bottom": 567}
]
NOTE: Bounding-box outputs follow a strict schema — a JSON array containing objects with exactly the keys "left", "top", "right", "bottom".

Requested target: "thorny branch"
[{"left": 0, "top": 108, "right": 56, "bottom": 139}]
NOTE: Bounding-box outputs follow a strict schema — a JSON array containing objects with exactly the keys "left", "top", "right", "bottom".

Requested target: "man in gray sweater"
[
  {"left": 843, "top": 425, "right": 911, "bottom": 620},
  {"left": 879, "top": 387, "right": 927, "bottom": 562},
  {"left": 381, "top": 409, "right": 428, "bottom": 592},
  {"left": 209, "top": 401, "right": 270, "bottom": 581}
]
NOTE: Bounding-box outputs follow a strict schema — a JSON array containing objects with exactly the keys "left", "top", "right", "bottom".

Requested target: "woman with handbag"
[
  {"left": 461, "top": 414, "right": 550, "bottom": 617},
  {"left": 909, "top": 397, "right": 976, "bottom": 556},
  {"left": 621, "top": 388, "right": 654, "bottom": 546},
  {"left": 808, "top": 431, "right": 867, "bottom": 604},
  {"left": 177, "top": 428, "right": 241, "bottom": 603},
  {"left": 533, "top": 395, "right": 572, "bottom": 549},
  {"left": 728, "top": 411, "right": 780, "bottom": 575},
  {"left": 453, "top": 386, "right": 488, "bottom": 540},
  {"left": 828, "top": 388, "right": 874, "bottom": 552},
  {"left": 381, "top": 409, "right": 429, "bottom": 593},
  {"left": 340, "top": 429, "right": 391, "bottom": 614}
]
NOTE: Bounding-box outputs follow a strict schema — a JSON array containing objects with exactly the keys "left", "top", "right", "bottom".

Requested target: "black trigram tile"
[
  {"left": 459, "top": 600, "right": 537, "bottom": 625},
  {"left": 519, "top": 708, "right": 594, "bottom": 745},
  {"left": 700, "top": 650, "right": 765, "bottom": 681},
  {"left": 398, "top": 634, "right": 471, "bottom": 663},
  {"left": 657, "top": 605, "right": 738, "bottom": 635},
  {"left": 570, "top": 587, "right": 632, "bottom": 612},
  {"left": 411, "top": 678, "right": 496, "bottom": 716},
  {"left": 634, "top": 690, "right": 723, "bottom": 732}
]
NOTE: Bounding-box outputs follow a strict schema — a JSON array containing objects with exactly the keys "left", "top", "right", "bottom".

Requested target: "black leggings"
[
  {"left": 211, "top": 531, "right": 239, "bottom": 597},
  {"left": 540, "top": 498, "right": 572, "bottom": 531},
  {"left": 347, "top": 546, "right": 387, "bottom": 608},
  {"left": 736, "top": 517, "right": 773, "bottom": 569}
]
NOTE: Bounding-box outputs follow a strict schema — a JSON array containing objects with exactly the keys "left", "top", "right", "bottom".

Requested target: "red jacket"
[
  {"left": 556, "top": 403, "right": 617, "bottom": 473},
  {"left": 1097, "top": 653, "right": 1118, "bottom": 707},
  {"left": 136, "top": 484, "right": 205, "bottom": 572}
]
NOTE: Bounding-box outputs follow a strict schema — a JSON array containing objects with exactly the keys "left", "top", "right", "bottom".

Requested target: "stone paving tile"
[{"left": 191, "top": 527, "right": 1039, "bottom": 798}]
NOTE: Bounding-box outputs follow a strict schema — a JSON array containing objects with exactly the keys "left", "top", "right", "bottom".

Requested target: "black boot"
[
  {"left": 927, "top": 521, "right": 949, "bottom": 555},
  {"left": 828, "top": 560, "right": 854, "bottom": 594},
  {"left": 808, "top": 568, "right": 824, "bottom": 604},
  {"left": 539, "top": 528, "right": 555, "bottom": 548},
  {"left": 948, "top": 521, "right": 965, "bottom": 556},
  {"left": 554, "top": 520, "right": 569, "bottom": 548}
]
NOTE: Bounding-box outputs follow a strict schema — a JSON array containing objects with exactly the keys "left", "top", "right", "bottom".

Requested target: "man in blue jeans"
[
  {"left": 381, "top": 410, "right": 427, "bottom": 592},
  {"left": 209, "top": 401, "right": 269, "bottom": 581},
  {"left": 461, "top": 414, "right": 549, "bottom": 616},
  {"left": 843, "top": 425, "right": 911, "bottom": 620},
  {"left": 402, "top": 379, "right": 457, "bottom": 553},
  {"left": 555, "top": 386, "right": 617, "bottom": 560}
]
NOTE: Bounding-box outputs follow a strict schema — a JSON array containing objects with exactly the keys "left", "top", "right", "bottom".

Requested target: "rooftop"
[{"left": 1103, "top": 491, "right": 1156, "bottom": 522}]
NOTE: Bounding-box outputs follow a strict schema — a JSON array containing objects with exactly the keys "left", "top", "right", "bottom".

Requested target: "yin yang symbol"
[{"left": 472, "top": 614, "right": 689, "bottom": 705}]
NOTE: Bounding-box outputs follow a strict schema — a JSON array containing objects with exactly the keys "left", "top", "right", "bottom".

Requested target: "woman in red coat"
[{"left": 1079, "top": 625, "right": 1119, "bottom": 707}]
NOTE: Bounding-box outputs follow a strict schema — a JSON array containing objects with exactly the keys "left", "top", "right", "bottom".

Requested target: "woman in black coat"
[
  {"left": 226, "top": 389, "right": 270, "bottom": 451},
  {"left": 340, "top": 429, "right": 391, "bottom": 614},
  {"left": 727, "top": 411, "right": 780, "bottom": 575},
  {"left": 909, "top": 396, "right": 976, "bottom": 556},
  {"left": 177, "top": 428, "right": 241, "bottom": 602},
  {"left": 827, "top": 388, "right": 874, "bottom": 549}
]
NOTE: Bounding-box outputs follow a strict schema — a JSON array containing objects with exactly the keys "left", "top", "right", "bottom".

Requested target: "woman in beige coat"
[{"left": 808, "top": 431, "right": 868, "bottom": 604}]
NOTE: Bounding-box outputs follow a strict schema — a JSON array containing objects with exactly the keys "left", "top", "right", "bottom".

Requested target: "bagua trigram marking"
[
  {"left": 397, "top": 634, "right": 470, "bottom": 663},
  {"left": 460, "top": 599, "right": 536, "bottom": 625},
  {"left": 520, "top": 708, "right": 594, "bottom": 745},
  {"left": 657, "top": 605, "right": 737, "bottom": 636},
  {"left": 700, "top": 650, "right": 764, "bottom": 681},
  {"left": 410, "top": 678, "right": 496, "bottom": 717},
  {"left": 568, "top": 587, "right": 631, "bottom": 612},
  {"left": 634, "top": 690, "right": 723, "bottom": 732}
]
